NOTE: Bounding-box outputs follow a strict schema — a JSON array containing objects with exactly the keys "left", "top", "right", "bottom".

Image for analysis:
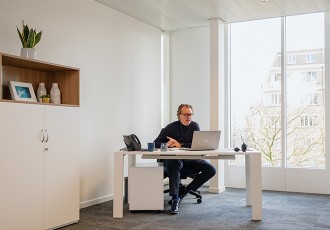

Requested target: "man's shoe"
[{"left": 169, "top": 199, "right": 180, "bottom": 214}]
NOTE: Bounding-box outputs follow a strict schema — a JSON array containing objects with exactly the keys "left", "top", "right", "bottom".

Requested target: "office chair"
[{"left": 161, "top": 161, "right": 203, "bottom": 204}]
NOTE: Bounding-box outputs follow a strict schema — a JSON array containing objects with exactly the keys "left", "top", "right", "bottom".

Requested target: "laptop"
[{"left": 180, "top": 131, "right": 221, "bottom": 151}]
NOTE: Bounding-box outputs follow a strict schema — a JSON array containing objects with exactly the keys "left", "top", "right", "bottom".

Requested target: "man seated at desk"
[{"left": 154, "top": 104, "right": 216, "bottom": 214}]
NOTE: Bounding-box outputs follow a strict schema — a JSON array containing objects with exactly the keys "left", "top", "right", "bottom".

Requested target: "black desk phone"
[{"left": 123, "top": 134, "right": 141, "bottom": 151}]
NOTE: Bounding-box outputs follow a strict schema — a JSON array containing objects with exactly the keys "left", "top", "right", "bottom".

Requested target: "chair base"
[{"left": 188, "top": 190, "right": 202, "bottom": 203}]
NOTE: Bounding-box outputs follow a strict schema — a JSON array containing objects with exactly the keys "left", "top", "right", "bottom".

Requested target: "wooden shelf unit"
[{"left": 0, "top": 53, "right": 79, "bottom": 106}]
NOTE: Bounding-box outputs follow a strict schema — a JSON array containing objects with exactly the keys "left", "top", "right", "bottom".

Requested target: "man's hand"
[{"left": 166, "top": 136, "right": 182, "bottom": 148}]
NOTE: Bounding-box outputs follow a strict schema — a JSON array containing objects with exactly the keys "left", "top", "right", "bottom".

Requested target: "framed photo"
[{"left": 9, "top": 81, "right": 37, "bottom": 102}]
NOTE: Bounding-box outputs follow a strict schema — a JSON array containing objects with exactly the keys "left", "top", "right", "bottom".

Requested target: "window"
[
  {"left": 301, "top": 93, "right": 318, "bottom": 105},
  {"left": 230, "top": 17, "right": 281, "bottom": 166},
  {"left": 306, "top": 53, "right": 316, "bottom": 63},
  {"left": 271, "top": 94, "right": 281, "bottom": 105},
  {"left": 230, "top": 12, "right": 325, "bottom": 169},
  {"left": 301, "top": 71, "right": 316, "bottom": 82},
  {"left": 287, "top": 55, "right": 296, "bottom": 64},
  {"left": 300, "top": 115, "right": 317, "bottom": 127}
]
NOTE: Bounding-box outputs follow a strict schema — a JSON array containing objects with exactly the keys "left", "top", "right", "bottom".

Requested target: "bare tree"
[{"left": 233, "top": 102, "right": 325, "bottom": 167}]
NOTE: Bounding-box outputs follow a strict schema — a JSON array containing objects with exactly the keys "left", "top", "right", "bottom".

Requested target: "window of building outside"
[
  {"left": 287, "top": 55, "right": 296, "bottom": 64},
  {"left": 230, "top": 12, "right": 325, "bottom": 168},
  {"left": 306, "top": 53, "right": 316, "bottom": 63},
  {"left": 301, "top": 93, "right": 318, "bottom": 105},
  {"left": 301, "top": 71, "right": 317, "bottom": 82}
]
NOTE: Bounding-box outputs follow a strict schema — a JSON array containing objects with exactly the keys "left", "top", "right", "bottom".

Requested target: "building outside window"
[
  {"left": 306, "top": 53, "right": 316, "bottom": 63},
  {"left": 287, "top": 55, "right": 296, "bottom": 64},
  {"left": 301, "top": 71, "right": 317, "bottom": 82}
]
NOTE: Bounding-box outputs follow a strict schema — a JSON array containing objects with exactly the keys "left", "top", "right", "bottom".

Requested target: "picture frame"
[{"left": 9, "top": 81, "right": 37, "bottom": 102}]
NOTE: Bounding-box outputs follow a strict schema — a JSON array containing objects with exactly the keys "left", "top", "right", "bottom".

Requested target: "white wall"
[
  {"left": 0, "top": 0, "right": 162, "bottom": 207},
  {"left": 170, "top": 27, "right": 210, "bottom": 129}
]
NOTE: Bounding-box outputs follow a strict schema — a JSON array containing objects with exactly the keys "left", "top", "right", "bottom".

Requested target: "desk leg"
[
  {"left": 245, "top": 155, "right": 252, "bottom": 206},
  {"left": 246, "top": 154, "right": 262, "bottom": 221},
  {"left": 113, "top": 152, "right": 125, "bottom": 218}
]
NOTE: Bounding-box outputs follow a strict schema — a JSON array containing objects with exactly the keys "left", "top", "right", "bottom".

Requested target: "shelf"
[{"left": 0, "top": 53, "right": 80, "bottom": 106}]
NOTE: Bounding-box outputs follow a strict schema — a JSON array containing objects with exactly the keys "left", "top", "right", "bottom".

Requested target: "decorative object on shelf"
[
  {"left": 16, "top": 20, "right": 42, "bottom": 59},
  {"left": 50, "top": 83, "right": 61, "bottom": 104},
  {"left": 37, "top": 82, "right": 47, "bottom": 102},
  {"left": 20, "top": 48, "right": 37, "bottom": 59},
  {"left": 9, "top": 81, "right": 37, "bottom": 102},
  {"left": 41, "top": 94, "right": 51, "bottom": 103}
]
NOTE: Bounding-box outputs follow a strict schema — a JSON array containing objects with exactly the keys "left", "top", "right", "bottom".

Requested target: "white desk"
[{"left": 113, "top": 149, "right": 262, "bottom": 220}]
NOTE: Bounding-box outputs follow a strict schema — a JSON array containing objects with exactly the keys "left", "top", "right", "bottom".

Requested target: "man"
[{"left": 154, "top": 104, "right": 216, "bottom": 214}]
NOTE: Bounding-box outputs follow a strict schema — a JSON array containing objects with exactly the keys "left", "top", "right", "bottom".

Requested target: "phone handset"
[
  {"left": 123, "top": 134, "right": 142, "bottom": 151},
  {"left": 129, "top": 134, "right": 141, "bottom": 151}
]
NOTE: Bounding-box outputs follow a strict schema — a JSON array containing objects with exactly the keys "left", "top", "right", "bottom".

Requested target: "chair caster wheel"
[
  {"left": 168, "top": 200, "right": 172, "bottom": 205},
  {"left": 197, "top": 198, "right": 202, "bottom": 204}
]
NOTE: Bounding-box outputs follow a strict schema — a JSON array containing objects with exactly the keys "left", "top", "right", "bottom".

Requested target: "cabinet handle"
[
  {"left": 41, "top": 129, "right": 46, "bottom": 143},
  {"left": 45, "top": 129, "right": 49, "bottom": 143}
]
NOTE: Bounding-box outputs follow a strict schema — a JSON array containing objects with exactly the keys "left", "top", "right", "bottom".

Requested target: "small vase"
[
  {"left": 37, "top": 83, "right": 47, "bottom": 102},
  {"left": 20, "top": 48, "right": 37, "bottom": 59},
  {"left": 50, "top": 83, "right": 61, "bottom": 104}
]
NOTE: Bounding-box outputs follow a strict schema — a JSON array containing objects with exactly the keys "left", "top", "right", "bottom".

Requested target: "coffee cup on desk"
[{"left": 147, "top": 142, "right": 155, "bottom": 152}]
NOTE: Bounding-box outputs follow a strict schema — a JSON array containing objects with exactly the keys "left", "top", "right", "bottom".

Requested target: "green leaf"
[
  {"left": 35, "top": 31, "right": 42, "bottom": 46},
  {"left": 23, "top": 23, "right": 29, "bottom": 42},
  {"left": 26, "top": 29, "right": 35, "bottom": 48},
  {"left": 16, "top": 27, "right": 26, "bottom": 47}
]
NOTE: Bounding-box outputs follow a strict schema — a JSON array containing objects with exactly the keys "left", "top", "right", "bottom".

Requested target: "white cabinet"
[
  {"left": 0, "top": 102, "right": 79, "bottom": 230},
  {"left": 128, "top": 162, "right": 164, "bottom": 211}
]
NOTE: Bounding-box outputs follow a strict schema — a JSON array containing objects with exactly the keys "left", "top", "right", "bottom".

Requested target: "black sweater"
[{"left": 154, "top": 121, "right": 200, "bottom": 148}]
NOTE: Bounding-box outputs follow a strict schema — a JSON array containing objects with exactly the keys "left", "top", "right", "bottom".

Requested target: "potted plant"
[
  {"left": 40, "top": 94, "right": 51, "bottom": 103},
  {"left": 17, "top": 20, "right": 42, "bottom": 59}
]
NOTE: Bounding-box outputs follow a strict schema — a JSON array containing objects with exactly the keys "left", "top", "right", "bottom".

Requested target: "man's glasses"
[{"left": 181, "top": 113, "right": 194, "bottom": 117}]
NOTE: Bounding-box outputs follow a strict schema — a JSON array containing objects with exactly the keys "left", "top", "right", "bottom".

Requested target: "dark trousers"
[{"left": 163, "top": 159, "right": 216, "bottom": 196}]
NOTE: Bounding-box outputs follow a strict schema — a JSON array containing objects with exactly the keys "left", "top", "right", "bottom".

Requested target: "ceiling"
[{"left": 95, "top": 0, "right": 330, "bottom": 31}]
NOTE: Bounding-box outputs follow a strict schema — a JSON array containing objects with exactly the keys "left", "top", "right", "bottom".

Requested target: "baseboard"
[
  {"left": 80, "top": 194, "right": 113, "bottom": 209},
  {"left": 208, "top": 186, "right": 226, "bottom": 194}
]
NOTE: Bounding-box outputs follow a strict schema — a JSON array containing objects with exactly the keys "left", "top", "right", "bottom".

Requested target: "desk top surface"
[{"left": 116, "top": 148, "right": 261, "bottom": 156}]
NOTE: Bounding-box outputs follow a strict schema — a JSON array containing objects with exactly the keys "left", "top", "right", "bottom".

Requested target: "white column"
[{"left": 209, "top": 18, "right": 226, "bottom": 193}]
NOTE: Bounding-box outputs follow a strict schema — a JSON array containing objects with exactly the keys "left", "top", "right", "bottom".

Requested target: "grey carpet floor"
[{"left": 60, "top": 187, "right": 330, "bottom": 230}]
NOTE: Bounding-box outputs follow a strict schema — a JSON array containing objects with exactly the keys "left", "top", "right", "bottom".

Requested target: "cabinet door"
[
  {"left": 0, "top": 103, "right": 44, "bottom": 230},
  {"left": 43, "top": 106, "right": 79, "bottom": 229}
]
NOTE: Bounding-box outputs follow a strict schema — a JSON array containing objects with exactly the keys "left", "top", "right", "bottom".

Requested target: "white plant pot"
[{"left": 20, "top": 48, "right": 37, "bottom": 59}]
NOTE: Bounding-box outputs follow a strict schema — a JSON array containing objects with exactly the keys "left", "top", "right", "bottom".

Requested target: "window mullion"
[{"left": 281, "top": 17, "right": 287, "bottom": 173}]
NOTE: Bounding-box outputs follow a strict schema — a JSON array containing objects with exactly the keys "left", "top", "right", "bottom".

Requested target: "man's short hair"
[{"left": 177, "top": 104, "right": 193, "bottom": 119}]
